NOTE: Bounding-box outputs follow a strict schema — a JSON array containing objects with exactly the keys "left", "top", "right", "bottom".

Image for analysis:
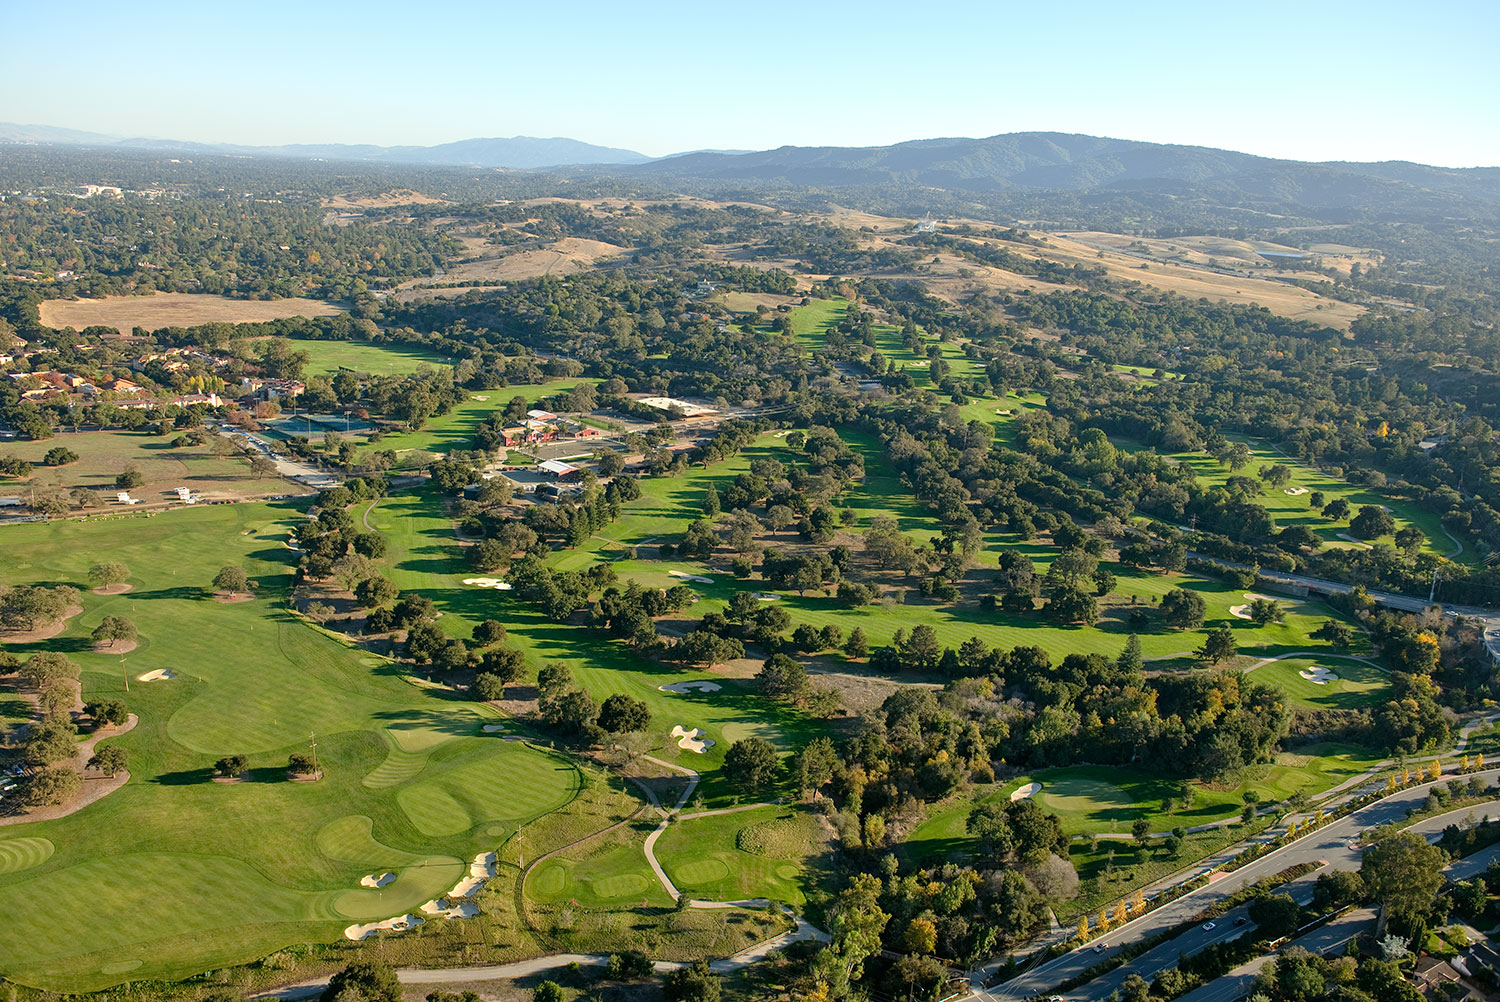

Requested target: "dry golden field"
[{"left": 40, "top": 293, "right": 344, "bottom": 332}]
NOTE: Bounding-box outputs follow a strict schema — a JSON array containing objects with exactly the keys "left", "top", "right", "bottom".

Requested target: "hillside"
[{"left": 626, "top": 131, "right": 1500, "bottom": 221}]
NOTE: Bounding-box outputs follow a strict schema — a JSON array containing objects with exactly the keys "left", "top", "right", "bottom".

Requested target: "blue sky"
[{"left": 3, "top": 0, "right": 1497, "bottom": 166}]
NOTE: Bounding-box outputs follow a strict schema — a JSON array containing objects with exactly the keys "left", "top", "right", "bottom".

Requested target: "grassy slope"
[
  {"left": 294, "top": 339, "right": 454, "bottom": 377},
  {"left": 0, "top": 504, "right": 583, "bottom": 991}
]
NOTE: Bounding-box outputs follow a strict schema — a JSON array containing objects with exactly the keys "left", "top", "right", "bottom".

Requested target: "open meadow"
[
  {"left": 38, "top": 293, "right": 344, "bottom": 333},
  {"left": 293, "top": 339, "right": 454, "bottom": 377},
  {"left": 2, "top": 428, "right": 288, "bottom": 501}
]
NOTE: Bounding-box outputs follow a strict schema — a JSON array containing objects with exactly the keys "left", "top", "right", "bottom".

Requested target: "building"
[
  {"left": 538, "top": 459, "right": 581, "bottom": 480},
  {"left": 637, "top": 396, "right": 718, "bottom": 418},
  {"left": 101, "top": 376, "right": 141, "bottom": 395},
  {"left": 240, "top": 377, "right": 305, "bottom": 401},
  {"left": 526, "top": 409, "right": 558, "bottom": 422}
]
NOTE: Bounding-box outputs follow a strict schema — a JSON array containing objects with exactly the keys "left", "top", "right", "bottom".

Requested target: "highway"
[{"left": 977, "top": 779, "right": 1500, "bottom": 1002}]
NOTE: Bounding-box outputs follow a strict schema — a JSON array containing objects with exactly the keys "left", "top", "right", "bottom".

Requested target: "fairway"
[
  {"left": 293, "top": 338, "right": 454, "bottom": 376},
  {"left": 0, "top": 503, "right": 584, "bottom": 991},
  {"left": 1250, "top": 656, "right": 1389, "bottom": 710}
]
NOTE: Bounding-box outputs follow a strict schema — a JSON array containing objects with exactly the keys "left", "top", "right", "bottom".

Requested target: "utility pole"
[{"left": 309, "top": 732, "right": 319, "bottom": 776}]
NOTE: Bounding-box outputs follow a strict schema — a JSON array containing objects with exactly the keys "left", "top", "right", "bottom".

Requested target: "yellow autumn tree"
[
  {"left": 1428, "top": 759, "right": 1442, "bottom": 780},
  {"left": 1077, "top": 915, "right": 1091, "bottom": 940}
]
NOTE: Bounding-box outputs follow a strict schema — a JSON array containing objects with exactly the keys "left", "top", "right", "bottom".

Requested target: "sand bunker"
[
  {"left": 671, "top": 725, "right": 714, "bottom": 753},
  {"left": 659, "top": 680, "right": 723, "bottom": 694},
  {"left": 462, "top": 577, "right": 513, "bottom": 590},
  {"left": 1298, "top": 665, "right": 1339, "bottom": 685},
  {"left": 437, "top": 850, "right": 497, "bottom": 901},
  {"left": 1010, "top": 782, "right": 1041, "bottom": 802},
  {"left": 136, "top": 669, "right": 177, "bottom": 682},
  {"left": 482, "top": 723, "right": 507, "bottom": 732},
  {"left": 1284, "top": 487, "right": 1309, "bottom": 496},
  {"left": 360, "top": 871, "right": 396, "bottom": 888},
  {"left": 1232, "top": 592, "right": 1300, "bottom": 619},
  {"left": 344, "top": 914, "right": 424, "bottom": 940},
  {"left": 754, "top": 593, "right": 781, "bottom": 601},
  {"left": 420, "top": 898, "right": 480, "bottom": 920},
  {"left": 471, "top": 395, "right": 490, "bottom": 401},
  {"left": 668, "top": 570, "right": 715, "bottom": 584}
]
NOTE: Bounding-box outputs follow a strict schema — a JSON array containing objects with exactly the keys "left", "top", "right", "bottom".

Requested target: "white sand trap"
[
  {"left": 447, "top": 874, "right": 486, "bottom": 898},
  {"left": 137, "top": 669, "right": 178, "bottom": 682},
  {"left": 671, "top": 725, "right": 714, "bottom": 753},
  {"left": 462, "top": 577, "right": 513, "bottom": 590},
  {"left": 1336, "top": 533, "right": 1373, "bottom": 549},
  {"left": 471, "top": 851, "right": 497, "bottom": 879},
  {"left": 1284, "top": 487, "right": 1309, "bottom": 496},
  {"left": 1010, "top": 782, "right": 1041, "bottom": 802},
  {"left": 482, "top": 723, "right": 507, "bottom": 732},
  {"left": 995, "top": 409, "right": 1014, "bottom": 416},
  {"left": 1229, "top": 605, "right": 1253, "bottom": 620},
  {"left": 420, "top": 898, "right": 481, "bottom": 920},
  {"left": 1298, "top": 665, "right": 1339, "bottom": 685},
  {"left": 659, "top": 680, "right": 723, "bottom": 694},
  {"left": 471, "top": 395, "right": 490, "bottom": 401},
  {"left": 360, "top": 871, "right": 397, "bottom": 888},
  {"left": 344, "top": 914, "right": 424, "bottom": 940},
  {"left": 668, "top": 570, "right": 715, "bottom": 584},
  {"left": 754, "top": 593, "right": 781, "bottom": 601}
]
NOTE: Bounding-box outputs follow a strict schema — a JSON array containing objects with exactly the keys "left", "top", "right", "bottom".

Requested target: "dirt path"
[{"left": 0, "top": 714, "right": 138, "bottom": 827}]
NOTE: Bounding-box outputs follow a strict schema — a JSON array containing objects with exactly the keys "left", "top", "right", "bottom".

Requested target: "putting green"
[
  {"left": 0, "top": 838, "right": 54, "bottom": 875},
  {"left": 332, "top": 855, "right": 464, "bottom": 919},
  {"left": 397, "top": 740, "right": 580, "bottom": 836},
  {"left": 673, "top": 858, "right": 731, "bottom": 884},
  {"left": 315, "top": 816, "right": 417, "bottom": 868},
  {"left": 1035, "top": 776, "right": 1135, "bottom": 817}
]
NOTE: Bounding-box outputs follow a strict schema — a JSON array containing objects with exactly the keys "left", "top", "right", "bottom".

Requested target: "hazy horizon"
[{"left": 3, "top": 0, "right": 1497, "bottom": 168}]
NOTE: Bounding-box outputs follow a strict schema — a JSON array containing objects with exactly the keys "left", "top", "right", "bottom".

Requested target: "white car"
[
  {"left": 1202, "top": 921, "right": 1217, "bottom": 931},
  {"left": 1093, "top": 943, "right": 1107, "bottom": 953}
]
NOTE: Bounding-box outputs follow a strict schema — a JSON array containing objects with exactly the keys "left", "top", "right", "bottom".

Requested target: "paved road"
[
  {"left": 1168, "top": 907, "right": 1378, "bottom": 1002},
  {"left": 1165, "top": 811, "right": 1499, "bottom": 1002},
  {"left": 978, "top": 778, "right": 1500, "bottom": 1002},
  {"left": 1189, "top": 554, "right": 1500, "bottom": 662},
  {"left": 1070, "top": 799, "right": 1500, "bottom": 1001}
]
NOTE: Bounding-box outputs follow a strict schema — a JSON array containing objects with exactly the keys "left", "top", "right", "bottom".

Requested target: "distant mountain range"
[
  {"left": 627, "top": 132, "right": 1500, "bottom": 210},
  {"left": 4, "top": 123, "right": 1497, "bottom": 218},
  {"left": 0, "top": 122, "right": 650, "bottom": 169}
]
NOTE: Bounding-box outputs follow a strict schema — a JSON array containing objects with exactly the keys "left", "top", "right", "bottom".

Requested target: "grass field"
[
  {"left": 362, "top": 485, "right": 816, "bottom": 804},
  {"left": 293, "top": 339, "right": 454, "bottom": 377},
  {"left": 356, "top": 378, "right": 583, "bottom": 460},
  {"left": 2, "top": 428, "right": 287, "bottom": 501},
  {"left": 1249, "top": 656, "right": 1388, "bottom": 710},
  {"left": 0, "top": 503, "right": 587, "bottom": 991},
  {"left": 655, "top": 805, "right": 827, "bottom": 906},
  {"left": 39, "top": 293, "right": 343, "bottom": 333},
  {"left": 1158, "top": 435, "right": 1466, "bottom": 563},
  {"left": 904, "top": 739, "right": 1386, "bottom": 863}
]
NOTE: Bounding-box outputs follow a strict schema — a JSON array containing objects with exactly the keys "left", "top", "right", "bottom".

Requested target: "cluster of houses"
[
  {"left": 492, "top": 409, "right": 599, "bottom": 448},
  {"left": 2, "top": 343, "right": 304, "bottom": 414}
]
